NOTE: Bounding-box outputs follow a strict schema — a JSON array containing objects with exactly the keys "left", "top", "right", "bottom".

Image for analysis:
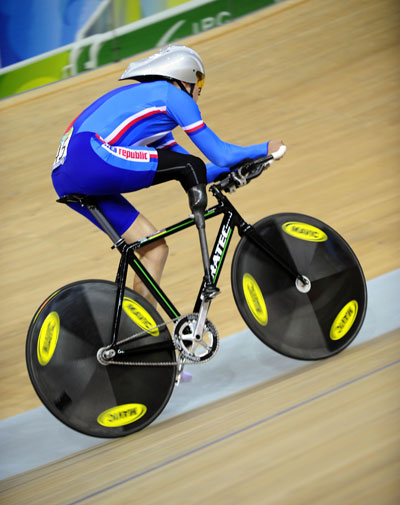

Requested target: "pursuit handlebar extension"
[{"left": 215, "top": 145, "right": 287, "bottom": 193}]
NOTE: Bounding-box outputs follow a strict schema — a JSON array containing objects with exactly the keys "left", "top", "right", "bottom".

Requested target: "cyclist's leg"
[
  {"left": 52, "top": 132, "right": 166, "bottom": 304},
  {"left": 122, "top": 215, "right": 169, "bottom": 306},
  {"left": 52, "top": 136, "right": 206, "bottom": 306},
  {"left": 121, "top": 149, "right": 207, "bottom": 305},
  {"left": 151, "top": 151, "right": 209, "bottom": 382},
  {"left": 153, "top": 150, "right": 212, "bottom": 286},
  {"left": 154, "top": 149, "right": 209, "bottom": 255}
]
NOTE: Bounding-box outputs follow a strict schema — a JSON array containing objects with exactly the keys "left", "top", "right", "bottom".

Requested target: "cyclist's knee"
[
  {"left": 139, "top": 239, "right": 169, "bottom": 264},
  {"left": 154, "top": 239, "right": 169, "bottom": 263},
  {"left": 182, "top": 155, "right": 207, "bottom": 191},
  {"left": 187, "top": 155, "right": 206, "bottom": 175},
  {"left": 123, "top": 213, "right": 158, "bottom": 245}
]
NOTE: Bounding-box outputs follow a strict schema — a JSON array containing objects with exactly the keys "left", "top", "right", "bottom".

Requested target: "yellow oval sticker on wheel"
[
  {"left": 330, "top": 300, "right": 358, "bottom": 340},
  {"left": 243, "top": 273, "right": 268, "bottom": 326},
  {"left": 97, "top": 403, "right": 147, "bottom": 427},
  {"left": 37, "top": 311, "right": 60, "bottom": 366},
  {"left": 123, "top": 298, "right": 159, "bottom": 336},
  {"left": 282, "top": 222, "right": 328, "bottom": 242}
]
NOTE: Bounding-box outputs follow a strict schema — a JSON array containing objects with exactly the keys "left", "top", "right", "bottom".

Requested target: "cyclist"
[{"left": 52, "top": 44, "right": 286, "bottom": 307}]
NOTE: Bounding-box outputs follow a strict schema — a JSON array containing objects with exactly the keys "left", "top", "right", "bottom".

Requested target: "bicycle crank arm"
[{"left": 193, "top": 299, "right": 211, "bottom": 340}]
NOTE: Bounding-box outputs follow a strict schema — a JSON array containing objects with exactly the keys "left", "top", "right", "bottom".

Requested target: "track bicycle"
[{"left": 26, "top": 150, "right": 367, "bottom": 438}]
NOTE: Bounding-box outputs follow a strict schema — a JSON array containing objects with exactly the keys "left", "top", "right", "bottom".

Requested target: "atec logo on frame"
[{"left": 210, "top": 223, "right": 231, "bottom": 278}]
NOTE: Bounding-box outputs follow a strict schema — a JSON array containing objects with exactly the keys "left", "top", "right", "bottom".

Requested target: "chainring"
[{"left": 173, "top": 313, "right": 219, "bottom": 363}]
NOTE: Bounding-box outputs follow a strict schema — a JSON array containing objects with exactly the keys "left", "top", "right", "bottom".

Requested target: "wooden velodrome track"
[{"left": 1, "top": 0, "right": 399, "bottom": 502}]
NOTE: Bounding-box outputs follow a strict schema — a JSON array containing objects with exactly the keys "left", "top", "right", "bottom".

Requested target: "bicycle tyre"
[
  {"left": 26, "top": 280, "right": 176, "bottom": 438},
  {"left": 231, "top": 213, "right": 367, "bottom": 360}
]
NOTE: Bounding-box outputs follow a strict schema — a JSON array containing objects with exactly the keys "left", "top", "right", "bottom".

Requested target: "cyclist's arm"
[
  {"left": 186, "top": 125, "right": 269, "bottom": 169},
  {"left": 166, "top": 85, "right": 269, "bottom": 169},
  {"left": 174, "top": 127, "right": 270, "bottom": 183}
]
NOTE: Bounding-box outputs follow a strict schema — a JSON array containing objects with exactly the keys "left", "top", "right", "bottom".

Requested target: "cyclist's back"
[{"left": 67, "top": 81, "right": 198, "bottom": 147}]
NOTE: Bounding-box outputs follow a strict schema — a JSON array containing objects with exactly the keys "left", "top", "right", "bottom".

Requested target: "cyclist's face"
[
  {"left": 173, "top": 81, "right": 202, "bottom": 102},
  {"left": 195, "top": 72, "right": 205, "bottom": 101},
  {"left": 192, "top": 83, "right": 201, "bottom": 102}
]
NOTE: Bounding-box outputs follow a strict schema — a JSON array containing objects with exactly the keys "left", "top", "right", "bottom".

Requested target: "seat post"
[
  {"left": 57, "top": 194, "right": 124, "bottom": 249},
  {"left": 86, "top": 203, "right": 124, "bottom": 249}
]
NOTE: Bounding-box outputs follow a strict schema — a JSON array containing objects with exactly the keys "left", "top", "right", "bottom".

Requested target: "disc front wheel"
[{"left": 231, "top": 213, "right": 367, "bottom": 360}]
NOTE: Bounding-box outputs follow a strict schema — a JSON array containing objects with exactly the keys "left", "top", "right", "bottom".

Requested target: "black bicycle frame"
[
  {"left": 81, "top": 187, "right": 239, "bottom": 347},
  {"left": 83, "top": 184, "right": 302, "bottom": 348}
]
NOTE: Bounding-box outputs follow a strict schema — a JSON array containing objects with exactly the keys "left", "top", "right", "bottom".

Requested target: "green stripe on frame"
[{"left": 133, "top": 260, "right": 179, "bottom": 318}]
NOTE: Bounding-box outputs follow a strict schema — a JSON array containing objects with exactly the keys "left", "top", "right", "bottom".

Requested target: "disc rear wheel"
[{"left": 26, "top": 280, "right": 176, "bottom": 438}]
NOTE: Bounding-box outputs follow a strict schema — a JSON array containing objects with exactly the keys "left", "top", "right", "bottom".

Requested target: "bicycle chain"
[{"left": 101, "top": 314, "right": 219, "bottom": 367}]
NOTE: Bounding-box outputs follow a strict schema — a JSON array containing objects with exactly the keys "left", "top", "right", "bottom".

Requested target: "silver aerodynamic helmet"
[{"left": 119, "top": 45, "right": 205, "bottom": 95}]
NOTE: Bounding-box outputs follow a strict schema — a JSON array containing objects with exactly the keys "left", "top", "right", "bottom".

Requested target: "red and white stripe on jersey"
[
  {"left": 158, "top": 138, "right": 177, "bottom": 149},
  {"left": 182, "top": 120, "right": 206, "bottom": 135},
  {"left": 104, "top": 106, "right": 167, "bottom": 145}
]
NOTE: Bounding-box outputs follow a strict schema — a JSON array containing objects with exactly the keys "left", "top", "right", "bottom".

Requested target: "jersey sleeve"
[{"left": 166, "top": 85, "right": 268, "bottom": 169}]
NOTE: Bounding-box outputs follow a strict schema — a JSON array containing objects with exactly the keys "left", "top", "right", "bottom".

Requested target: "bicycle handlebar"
[{"left": 213, "top": 145, "right": 287, "bottom": 193}]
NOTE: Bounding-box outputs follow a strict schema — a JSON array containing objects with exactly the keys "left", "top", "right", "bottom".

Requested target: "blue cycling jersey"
[
  {"left": 60, "top": 81, "right": 268, "bottom": 182},
  {"left": 52, "top": 80, "right": 269, "bottom": 234}
]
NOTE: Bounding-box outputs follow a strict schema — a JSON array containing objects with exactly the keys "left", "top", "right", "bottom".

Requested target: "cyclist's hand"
[{"left": 268, "top": 139, "right": 286, "bottom": 160}]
